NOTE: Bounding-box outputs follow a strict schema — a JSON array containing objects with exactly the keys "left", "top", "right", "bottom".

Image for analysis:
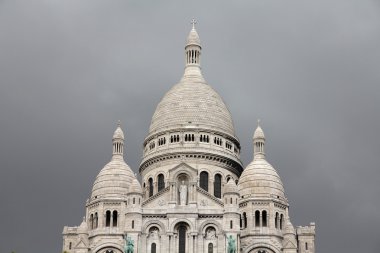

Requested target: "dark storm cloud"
[{"left": 0, "top": 0, "right": 379, "bottom": 252}]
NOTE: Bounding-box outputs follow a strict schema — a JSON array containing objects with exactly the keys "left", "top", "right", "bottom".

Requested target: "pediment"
[
  {"left": 169, "top": 162, "right": 198, "bottom": 181},
  {"left": 197, "top": 187, "right": 224, "bottom": 208},
  {"left": 142, "top": 186, "right": 170, "bottom": 208}
]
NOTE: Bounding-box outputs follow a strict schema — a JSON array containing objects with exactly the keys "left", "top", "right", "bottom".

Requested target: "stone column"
[
  {"left": 248, "top": 211, "right": 253, "bottom": 231},
  {"left": 198, "top": 234, "right": 204, "bottom": 253},
  {"left": 175, "top": 233, "right": 178, "bottom": 253},
  {"left": 188, "top": 233, "right": 192, "bottom": 253},
  {"left": 210, "top": 179, "right": 214, "bottom": 196},
  {"left": 141, "top": 233, "right": 147, "bottom": 253}
]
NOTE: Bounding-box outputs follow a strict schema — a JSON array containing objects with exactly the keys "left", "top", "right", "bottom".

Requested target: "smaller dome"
[
  {"left": 253, "top": 124, "right": 265, "bottom": 140},
  {"left": 91, "top": 159, "right": 135, "bottom": 200},
  {"left": 113, "top": 122, "right": 124, "bottom": 140},
  {"left": 224, "top": 179, "right": 238, "bottom": 194},
  {"left": 238, "top": 159, "right": 286, "bottom": 201},
  {"left": 129, "top": 178, "right": 142, "bottom": 194}
]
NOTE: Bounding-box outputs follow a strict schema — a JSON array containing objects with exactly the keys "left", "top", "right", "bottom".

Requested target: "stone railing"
[
  {"left": 196, "top": 186, "right": 224, "bottom": 207},
  {"left": 88, "top": 227, "right": 124, "bottom": 237},
  {"left": 142, "top": 186, "right": 170, "bottom": 206}
]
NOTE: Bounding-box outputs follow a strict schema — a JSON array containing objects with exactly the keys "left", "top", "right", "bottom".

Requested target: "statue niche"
[{"left": 177, "top": 174, "right": 189, "bottom": 205}]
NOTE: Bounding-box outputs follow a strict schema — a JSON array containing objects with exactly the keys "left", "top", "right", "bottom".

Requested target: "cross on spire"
[{"left": 191, "top": 18, "right": 197, "bottom": 29}]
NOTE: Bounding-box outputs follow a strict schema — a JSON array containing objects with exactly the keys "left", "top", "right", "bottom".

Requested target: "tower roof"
[
  {"left": 224, "top": 179, "right": 238, "bottom": 194},
  {"left": 113, "top": 121, "right": 124, "bottom": 140},
  {"left": 253, "top": 120, "right": 265, "bottom": 140},
  {"left": 186, "top": 19, "right": 201, "bottom": 46},
  {"left": 129, "top": 178, "right": 143, "bottom": 194}
]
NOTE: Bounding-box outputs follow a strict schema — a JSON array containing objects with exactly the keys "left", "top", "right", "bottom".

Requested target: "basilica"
[{"left": 62, "top": 23, "right": 316, "bottom": 253}]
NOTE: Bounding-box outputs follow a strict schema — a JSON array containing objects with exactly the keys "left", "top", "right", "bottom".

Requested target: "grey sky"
[{"left": 0, "top": 0, "right": 379, "bottom": 252}]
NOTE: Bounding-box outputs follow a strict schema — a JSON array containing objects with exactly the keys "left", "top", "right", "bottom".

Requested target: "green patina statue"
[
  {"left": 124, "top": 234, "right": 134, "bottom": 253},
  {"left": 227, "top": 235, "right": 236, "bottom": 253}
]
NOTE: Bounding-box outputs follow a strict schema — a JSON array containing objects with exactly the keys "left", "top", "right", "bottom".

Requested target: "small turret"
[
  {"left": 253, "top": 120, "right": 265, "bottom": 159},
  {"left": 112, "top": 120, "right": 125, "bottom": 160},
  {"left": 182, "top": 19, "right": 205, "bottom": 82}
]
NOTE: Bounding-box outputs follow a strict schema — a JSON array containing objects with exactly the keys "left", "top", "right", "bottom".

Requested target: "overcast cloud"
[{"left": 0, "top": 1, "right": 379, "bottom": 252}]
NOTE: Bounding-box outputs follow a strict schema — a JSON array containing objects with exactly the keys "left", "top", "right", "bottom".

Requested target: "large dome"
[
  {"left": 140, "top": 23, "right": 243, "bottom": 175},
  {"left": 149, "top": 80, "right": 236, "bottom": 137},
  {"left": 148, "top": 23, "right": 236, "bottom": 138}
]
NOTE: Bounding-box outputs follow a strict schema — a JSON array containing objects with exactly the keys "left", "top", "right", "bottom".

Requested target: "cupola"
[
  {"left": 90, "top": 122, "right": 136, "bottom": 200},
  {"left": 238, "top": 122, "right": 287, "bottom": 202}
]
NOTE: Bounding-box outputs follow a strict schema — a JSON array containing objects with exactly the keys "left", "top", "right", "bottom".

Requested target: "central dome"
[
  {"left": 149, "top": 80, "right": 236, "bottom": 136},
  {"left": 140, "top": 23, "right": 243, "bottom": 175},
  {"left": 148, "top": 25, "right": 236, "bottom": 137}
]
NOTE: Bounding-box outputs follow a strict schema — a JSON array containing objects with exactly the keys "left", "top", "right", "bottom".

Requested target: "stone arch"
[
  {"left": 244, "top": 242, "right": 281, "bottom": 253},
  {"left": 211, "top": 170, "right": 225, "bottom": 179},
  {"left": 169, "top": 218, "right": 195, "bottom": 233},
  {"left": 94, "top": 243, "right": 123, "bottom": 253},
  {"left": 198, "top": 220, "right": 223, "bottom": 235},
  {"left": 152, "top": 170, "right": 170, "bottom": 184},
  {"left": 199, "top": 169, "right": 210, "bottom": 191},
  {"left": 142, "top": 220, "right": 167, "bottom": 235},
  {"left": 172, "top": 170, "right": 194, "bottom": 182}
]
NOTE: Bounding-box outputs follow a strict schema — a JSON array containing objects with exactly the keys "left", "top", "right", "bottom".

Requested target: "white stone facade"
[{"left": 62, "top": 23, "right": 316, "bottom": 253}]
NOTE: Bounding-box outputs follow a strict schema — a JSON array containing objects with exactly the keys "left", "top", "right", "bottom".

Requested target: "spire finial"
[
  {"left": 117, "top": 120, "right": 121, "bottom": 128},
  {"left": 257, "top": 119, "right": 261, "bottom": 127},
  {"left": 191, "top": 18, "right": 197, "bottom": 29}
]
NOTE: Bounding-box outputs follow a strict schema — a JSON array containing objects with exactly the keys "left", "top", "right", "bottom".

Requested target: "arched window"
[
  {"left": 133, "top": 197, "right": 135, "bottom": 204},
  {"left": 275, "top": 212, "right": 278, "bottom": 229},
  {"left": 90, "top": 214, "right": 93, "bottom": 229},
  {"left": 305, "top": 242, "right": 308, "bottom": 250},
  {"left": 94, "top": 212, "right": 98, "bottom": 228},
  {"left": 280, "top": 214, "right": 284, "bottom": 230},
  {"left": 200, "top": 171, "right": 209, "bottom": 191},
  {"left": 178, "top": 225, "right": 187, "bottom": 253},
  {"left": 69, "top": 242, "right": 72, "bottom": 250},
  {"left": 158, "top": 174, "right": 165, "bottom": 192},
  {"left": 214, "top": 174, "right": 222, "bottom": 198},
  {"left": 255, "top": 210, "right": 260, "bottom": 227},
  {"left": 132, "top": 220, "right": 135, "bottom": 229},
  {"left": 149, "top": 178, "right": 154, "bottom": 197},
  {"left": 230, "top": 198, "right": 232, "bottom": 204},
  {"left": 230, "top": 220, "right": 233, "bottom": 229},
  {"left": 151, "top": 243, "right": 156, "bottom": 253},
  {"left": 243, "top": 212, "right": 247, "bottom": 229},
  {"left": 105, "top": 210, "right": 111, "bottom": 227},
  {"left": 112, "top": 210, "right": 118, "bottom": 227},
  {"left": 262, "top": 210, "right": 267, "bottom": 227},
  {"left": 208, "top": 243, "right": 213, "bottom": 253}
]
